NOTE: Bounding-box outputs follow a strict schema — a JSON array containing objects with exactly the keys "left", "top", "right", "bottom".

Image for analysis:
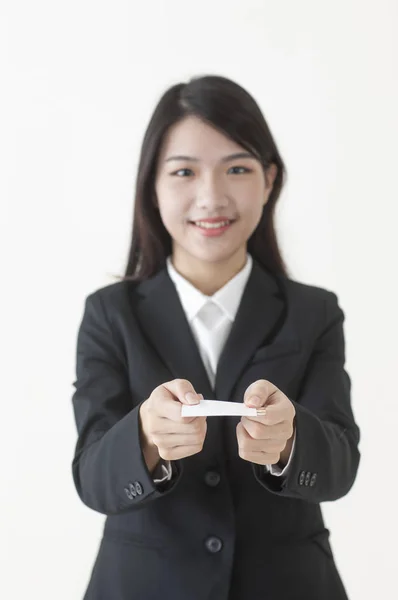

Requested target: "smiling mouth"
[{"left": 188, "top": 219, "right": 237, "bottom": 229}]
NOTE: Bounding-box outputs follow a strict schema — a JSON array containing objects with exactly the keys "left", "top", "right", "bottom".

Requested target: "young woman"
[{"left": 71, "top": 74, "right": 360, "bottom": 600}]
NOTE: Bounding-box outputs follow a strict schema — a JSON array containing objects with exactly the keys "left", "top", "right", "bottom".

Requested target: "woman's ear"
[
  {"left": 264, "top": 163, "right": 278, "bottom": 189},
  {"left": 263, "top": 163, "right": 278, "bottom": 207}
]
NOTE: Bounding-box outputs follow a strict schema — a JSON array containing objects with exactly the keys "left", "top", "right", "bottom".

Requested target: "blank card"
[{"left": 181, "top": 399, "right": 266, "bottom": 417}]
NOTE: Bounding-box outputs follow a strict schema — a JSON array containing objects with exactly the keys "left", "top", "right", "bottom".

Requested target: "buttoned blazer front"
[{"left": 71, "top": 257, "right": 360, "bottom": 600}]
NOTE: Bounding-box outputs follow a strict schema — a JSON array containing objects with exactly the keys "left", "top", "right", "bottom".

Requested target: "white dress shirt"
[{"left": 152, "top": 252, "right": 296, "bottom": 483}]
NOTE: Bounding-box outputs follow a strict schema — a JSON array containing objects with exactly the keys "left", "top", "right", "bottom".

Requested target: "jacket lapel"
[
  {"left": 214, "top": 259, "right": 285, "bottom": 402},
  {"left": 135, "top": 266, "right": 215, "bottom": 400},
  {"left": 134, "top": 258, "right": 285, "bottom": 403}
]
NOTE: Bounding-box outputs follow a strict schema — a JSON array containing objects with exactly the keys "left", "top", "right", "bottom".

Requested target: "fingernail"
[
  {"left": 248, "top": 396, "right": 261, "bottom": 407},
  {"left": 185, "top": 392, "right": 199, "bottom": 404}
]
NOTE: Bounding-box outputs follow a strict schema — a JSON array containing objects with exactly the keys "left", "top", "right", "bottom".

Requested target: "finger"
[
  {"left": 237, "top": 421, "right": 284, "bottom": 450},
  {"left": 159, "top": 443, "right": 205, "bottom": 461},
  {"left": 157, "top": 402, "right": 203, "bottom": 424},
  {"left": 260, "top": 404, "right": 287, "bottom": 426},
  {"left": 157, "top": 380, "right": 204, "bottom": 422},
  {"left": 236, "top": 423, "right": 281, "bottom": 463},
  {"left": 152, "top": 415, "right": 207, "bottom": 435},
  {"left": 238, "top": 448, "right": 281, "bottom": 466},
  {"left": 238, "top": 435, "right": 282, "bottom": 454},
  {"left": 152, "top": 431, "right": 205, "bottom": 449},
  {"left": 261, "top": 393, "right": 295, "bottom": 425},
  {"left": 243, "top": 406, "right": 287, "bottom": 427},
  {"left": 161, "top": 379, "right": 203, "bottom": 406},
  {"left": 240, "top": 417, "right": 292, "bottom": 440},
  {"left": 245, "top": 387, "right": 290, "bottom": 425},
  {"left": 154, "top": 395, "right": 188, "bottom": 421},
  {"left": 243, "top": 379, "right": 277, "bottom": 408}
]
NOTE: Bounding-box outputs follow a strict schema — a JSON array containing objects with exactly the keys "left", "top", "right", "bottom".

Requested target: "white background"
[{"left": 2, "top": 1, "right": 397, "bottom": 598}]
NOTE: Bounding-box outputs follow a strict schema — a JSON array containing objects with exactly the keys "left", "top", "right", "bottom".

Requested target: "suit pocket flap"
[
  {"left": 103, "top": 528, "right": 164, "bottom": 550},
  {"left": 251, "top": 339, "right": 301, "bottom": 363}
]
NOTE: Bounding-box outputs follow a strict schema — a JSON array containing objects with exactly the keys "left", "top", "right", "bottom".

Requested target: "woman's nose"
[{"left": 195, "top": 176, "right": 228, "bottom": 208}]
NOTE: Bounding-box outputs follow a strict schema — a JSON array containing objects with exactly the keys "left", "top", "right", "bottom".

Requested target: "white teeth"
[{"left": 194, "top": 220, "right": 231, "bottom": 229}]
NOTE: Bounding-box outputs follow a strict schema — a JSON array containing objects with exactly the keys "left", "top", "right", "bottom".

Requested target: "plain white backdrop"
[{"left": 2, "top": 1, "right": 397, "bottom": 598}]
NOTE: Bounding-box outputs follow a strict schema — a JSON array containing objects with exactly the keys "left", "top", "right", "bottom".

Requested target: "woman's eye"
[
  {"left": 171, "top": 169, "right": 193, "bottom": 177},
  {"left": 229, "top": 166, "right": 251, "bottom": 174},
  {"left": 170, "top": 166, "right": 251, "bottom": 177}
]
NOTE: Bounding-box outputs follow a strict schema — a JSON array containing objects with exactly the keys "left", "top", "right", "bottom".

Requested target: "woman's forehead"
[{"left": 159, "top": 119, "right": 251, "bottom": 164}]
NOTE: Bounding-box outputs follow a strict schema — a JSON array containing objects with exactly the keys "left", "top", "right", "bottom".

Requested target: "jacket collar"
[{"left": 165, "top": 253, "right": 253, "bottom": 324}]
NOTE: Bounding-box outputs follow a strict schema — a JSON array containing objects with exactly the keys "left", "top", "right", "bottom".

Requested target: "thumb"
[
  {"left": 182, "top": 385, "right": 203, "bottom": 405},
  {"left": 244, "top": 395, "right": 263, "bottom": 407},
  {"left": 243, "top": 380, "right": 274, "bottom": 407}
]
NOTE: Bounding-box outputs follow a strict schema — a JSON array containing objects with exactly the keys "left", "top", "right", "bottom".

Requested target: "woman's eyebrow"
[{"left": 164, "top": 152, "right": 256, "bottom": 163}]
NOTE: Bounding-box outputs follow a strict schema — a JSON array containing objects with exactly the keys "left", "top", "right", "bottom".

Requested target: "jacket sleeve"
[
  {"left": 253, "top": 290, "right": 361, "bottom": 502},
  {"left": 71, "top": 291, "right": 183, "bottom": 516}
]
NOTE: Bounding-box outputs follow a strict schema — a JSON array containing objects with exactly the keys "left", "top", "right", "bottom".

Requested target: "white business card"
[{"left": 181, "top": 399, "right": 264, "bottom": 417}]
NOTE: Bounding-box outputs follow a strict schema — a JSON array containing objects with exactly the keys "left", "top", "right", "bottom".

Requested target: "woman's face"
[{"left": 154, "top": 115, "right": 277, "bottom": 269}]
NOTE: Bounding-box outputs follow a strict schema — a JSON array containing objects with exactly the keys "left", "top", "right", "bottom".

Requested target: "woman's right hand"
[{"left": 139, "top": 379, "right": 207, "bottom": 462}]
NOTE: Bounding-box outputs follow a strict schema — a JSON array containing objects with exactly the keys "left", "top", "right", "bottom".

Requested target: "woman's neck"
[{"left": 170, "top": 251, "right": 248, "bottom": 296}]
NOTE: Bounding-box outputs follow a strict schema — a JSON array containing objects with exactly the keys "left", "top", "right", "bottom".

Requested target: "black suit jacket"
[{"left": 71, "top": 258, "right": 360, "bottom": 600}]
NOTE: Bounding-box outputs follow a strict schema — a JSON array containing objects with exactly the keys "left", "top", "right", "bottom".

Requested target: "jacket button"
[
  {"left": 310, "top": 473, "right": 317, "bottom": 487},
  {"left": 129, "top": 483, "right": 137, "bottom": 497},
  {"left": 205, "top": 536, "right": 223, "bottom": 553},
  {"left": 304, "top": 472, "right": 311, "bottom": 486},
  {"left": 135, "top": 482, "right": 143, "bottom": 495},
  {"left": 298, "top": 471, "right": 306, "bottom": 486},
  {"left": 124, "top": 487, "right": 133, "bottom": 500},
  {"left": 205, "top": 471, "right": 221, "bottom": 487}
]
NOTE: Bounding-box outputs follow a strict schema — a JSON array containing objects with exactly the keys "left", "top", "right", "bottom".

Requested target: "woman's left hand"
[{"left": 236, "top": 379, "right": 296, "bottom": 467}]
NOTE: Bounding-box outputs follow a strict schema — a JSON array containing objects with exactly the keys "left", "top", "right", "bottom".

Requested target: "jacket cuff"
[
  {"left": 264, "top": 429, "right": 297, "bottom": 477},
  {"left": 153, "top": 459, "right": 174, "bottom": 483}
]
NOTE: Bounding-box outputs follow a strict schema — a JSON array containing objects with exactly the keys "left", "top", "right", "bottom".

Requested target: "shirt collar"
[{"left": 166, "top": 253, "right": 253, "bottom": 323}]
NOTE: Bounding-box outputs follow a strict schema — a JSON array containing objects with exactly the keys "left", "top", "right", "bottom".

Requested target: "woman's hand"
[
  {"left": 139, "top": 379, "right": 207, "bottom": 463},
  {"left": 236, "top": 379, "right": 296, "bottom": 467}
]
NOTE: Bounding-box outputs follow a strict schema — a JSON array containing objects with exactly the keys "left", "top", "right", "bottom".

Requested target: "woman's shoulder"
[
  {"left": 83, "top": 278, "right": 141, "bottom": 318},
  {"left": 88, "top": 278, "right": 135, "bottom": 299},
  {"left": 282, "top": 275, "right": 340, "bottom": 309},
  {"left": 280, "top": 277, "right": 345, "bottom": 334}
]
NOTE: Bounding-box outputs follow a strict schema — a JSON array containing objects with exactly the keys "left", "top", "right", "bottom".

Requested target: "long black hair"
[{"left": 119, "top": 74, "right": 290, "bottom": 282}]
